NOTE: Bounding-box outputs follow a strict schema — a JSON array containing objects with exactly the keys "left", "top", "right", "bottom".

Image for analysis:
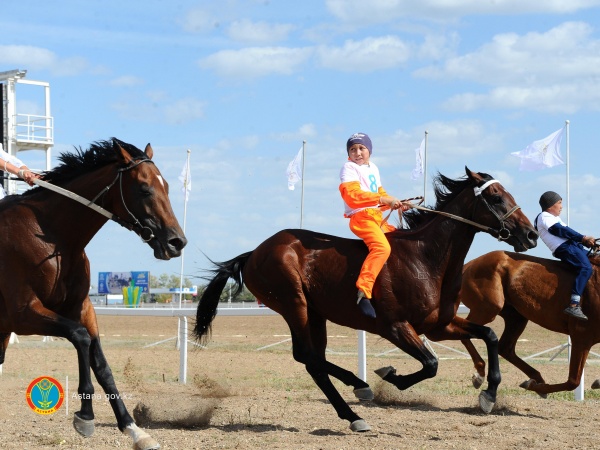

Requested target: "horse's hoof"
[
  {"left": 592, "top": 379, "right": 600, "bottom": 389},
  {"left": 124, "top": 423, "right": 161, "bottom": 450},
  {"left": 519, "top": 378, "right": 534, "bottom": 390},
  {"left": 478, "top": 391, "right": 495, "bottom": 414},
  {"left": 353, "top": 387, "right": 374, "bottom": 401},
  {"left": 471, "top": 373, "right": 484, "bottom": 389},
  {"left": 374, "top": 366, "right": 396, "bottom": 379},
  {"left": 519, "top": 379, "right": 547, "bottom": 398},
  {"left": 73, "top": 412, "right": 95, "bottom": 437},
  {"left": 134, "top": 436, "right": 161, "bottom": 450},
  {"left": 350, "top": 419, "right": 371, "bottom": 432}
]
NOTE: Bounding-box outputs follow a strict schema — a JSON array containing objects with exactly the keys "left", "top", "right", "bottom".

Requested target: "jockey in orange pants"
[{"left": 339, "top": 133, "right": 408, "bottom": 319}]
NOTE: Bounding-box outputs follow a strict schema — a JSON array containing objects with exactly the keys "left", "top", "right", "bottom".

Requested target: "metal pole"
[
  {"left": 423, "top": 131, "right": 428, "bottom": 204},
  {"left": 358, "top": 330, "right": 367, "bottom": 381},
  {"left": 178, "top": 149, "right": 191, "bottom": 308},
  {"left": 179, "top": 317, "right": 188, "bottom": 384},
  {"left": 300, "top": 140, "right": 306, "bottom": 229},
  {"left": 565, "top": 119, "right": 584, "bottom": 401}
]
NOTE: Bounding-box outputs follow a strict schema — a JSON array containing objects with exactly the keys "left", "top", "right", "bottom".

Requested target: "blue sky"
[{"left": 3, "top": 1, "right": 600, "bottom": 289}]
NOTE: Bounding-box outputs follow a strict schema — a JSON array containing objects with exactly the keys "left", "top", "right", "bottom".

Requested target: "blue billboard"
[{"left": 98, "top": 271, "right": 150, "bottom": 295}]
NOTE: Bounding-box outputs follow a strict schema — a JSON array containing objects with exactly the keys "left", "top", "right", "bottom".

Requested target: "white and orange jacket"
[{"left": 339, "top": 160, "right": 390, "bottom": 218}]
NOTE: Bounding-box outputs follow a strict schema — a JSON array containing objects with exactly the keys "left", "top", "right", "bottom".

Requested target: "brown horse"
[
  {"left": 194, "top": 167, "right": 538, "bottom": 432},
  {"left": 458, "top": 250, "right": 600, "bottom": 397},
  {"left": 0, "top": 139, "right": 186, "bottom": 450}
]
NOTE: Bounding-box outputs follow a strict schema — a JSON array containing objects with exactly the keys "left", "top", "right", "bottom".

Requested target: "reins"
[
  {"left": 383, "top": 179, "right": 522, "bottom": 241},
  {"left": 28, "top": 158, "right": 156, "bottom": 242}
]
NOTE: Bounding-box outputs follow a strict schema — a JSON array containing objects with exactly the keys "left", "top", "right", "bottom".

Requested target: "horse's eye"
[
  {"left": 140, "top": 186, "right": 152, "bottom": 196},
  {"left": 491, "top": 195, "right": 503, "bottom": 205}
]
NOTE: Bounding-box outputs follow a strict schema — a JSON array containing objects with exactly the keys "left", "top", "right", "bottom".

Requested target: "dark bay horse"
[
  {"left": 458, "top": 250, "right": 600, "bottom": 397},
  {"left": 0, "top": 139, "right": 186, "bottom": 450},
  {"left": 194, "top": 167, "right": 537, "bottom": 432}
]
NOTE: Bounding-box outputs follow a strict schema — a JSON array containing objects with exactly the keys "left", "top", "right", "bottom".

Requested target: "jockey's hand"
[
  {"left": 380, "top": 196, "right": 410, "bottom": 211},
  {"left": 582, "top": 235, "right": 597, "bottom": 248},
  {"left": 19, "top": 169, "right": 41, "bottom": 187}
]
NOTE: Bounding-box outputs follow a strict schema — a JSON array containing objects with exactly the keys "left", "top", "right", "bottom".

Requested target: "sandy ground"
[{"left": 1, "top": 313, "right": 599, "bottom": 449}]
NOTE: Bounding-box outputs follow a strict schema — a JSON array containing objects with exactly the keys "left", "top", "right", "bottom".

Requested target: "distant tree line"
[{"left": 148, "top": 275, "right": 256, "bottom": 303}]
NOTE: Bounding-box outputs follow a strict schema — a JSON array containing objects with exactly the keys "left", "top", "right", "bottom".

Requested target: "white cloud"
[
  {"left": 112, "top": 94, "right": 206, "bottom": 125},
  {"left": 0, "top": 45, "right": 88, "bottom": 76},
  {"left": 326, "top": 0, "right": 600, "bottom": 23},
  {"left": 163, "top": 98, "right": 206, "bottom": 125},
  {"left": 317, "top": 36, "right": 411, "bottom": 71},
  {"left": 110, "top": 75, "right": 145, "bottom": 87},
  {"left": 227, "top": 19, "right": 294, "bottom": 44},
  {"left": 199, "top": 46, "right": 313, "bottom": 79},
  {"left": 417, "top": 22, "right": 600, "bottom": 85},
  {"left": 181, "top": 8, "right": 220, "bottom": 33},
  {"left": 416, "top": 22, "right": 600, "bottom": 113}
]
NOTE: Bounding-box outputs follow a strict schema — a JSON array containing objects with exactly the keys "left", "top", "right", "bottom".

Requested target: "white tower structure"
[{"left": 0, "top": 69, "right": 53, "bottom": 195}]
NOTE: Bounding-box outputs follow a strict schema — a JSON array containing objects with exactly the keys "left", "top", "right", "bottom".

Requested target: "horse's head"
[
  {"left": 111, "top": 139, "right": 187, "bottom": 260},
  {"left": 466, "top": 167, "right": 537, "bottom": 252}
]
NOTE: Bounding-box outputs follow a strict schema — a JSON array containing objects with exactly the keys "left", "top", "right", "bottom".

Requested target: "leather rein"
[
  {"left": 31, "top": 158, "right": 156, "bottom": 242},
  {"left": 385, "top": 179, "right": 521, "bottom": 241}
]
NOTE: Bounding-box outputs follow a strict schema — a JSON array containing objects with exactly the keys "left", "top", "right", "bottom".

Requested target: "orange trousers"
[{"left": 349, "top": 208, "right": 395, "bottom": 299}]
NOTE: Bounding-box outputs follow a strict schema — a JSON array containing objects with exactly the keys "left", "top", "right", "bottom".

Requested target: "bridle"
[
  {"left": 32, "top": 157, "right": 156, "bottom": 242},
  {"left": 393, "top": 179, "right": 521, "bottom": 241}
]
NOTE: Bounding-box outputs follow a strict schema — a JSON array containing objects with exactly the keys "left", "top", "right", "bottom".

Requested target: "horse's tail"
[{"left": 194, "top": 251, "right": 253, "bottom": 344}]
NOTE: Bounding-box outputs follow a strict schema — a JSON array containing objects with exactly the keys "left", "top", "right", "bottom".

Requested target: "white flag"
[
  {"left": 286, "top": 147, "right": 303, "bottom": 190},
  {"left": 411, "top": 138, "right": 425, "bottom": 181},
  {"left": 511, "top": 128, "right": 565, "bottom": 171},
  {"left": 178, "top": 157, "right": 191, "bottom": 202}
]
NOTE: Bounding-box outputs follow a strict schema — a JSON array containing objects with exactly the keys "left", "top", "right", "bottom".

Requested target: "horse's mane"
[
  {"left": 401, "top": 171, "right": 494, "bottom": 230},
  {"left": 22, "top": 138, "right": 145, "bottom": 196}
]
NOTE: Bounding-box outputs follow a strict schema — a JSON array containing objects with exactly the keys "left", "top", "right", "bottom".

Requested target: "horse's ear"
[
  {"left": 114, "top": 140, "right": 134, "bottom": 164},
  {"left": 465, "top": 166, "right": 483, "bottom": 183},
  {"left": 144, "top": 143, "right": 154, "bottom": 159}
]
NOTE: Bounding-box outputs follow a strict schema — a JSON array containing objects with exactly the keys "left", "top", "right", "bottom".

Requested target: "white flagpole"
[
  {"left": 423, "top": 131, "right": 428, "bottom": 204},
  {"left": 300, "top": 140, "right": 306, "bottom": 229},
  {"left": 178, "top": 149, "right": 191, "bottom": 309},
  {"left": 565, "top": 119, "right": 584, "bottom": 401},
  {"left": 565, "top": 120, "right": 570, "bottom": 226}
]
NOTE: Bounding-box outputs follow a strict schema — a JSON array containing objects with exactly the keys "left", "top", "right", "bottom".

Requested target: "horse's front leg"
[
  {"left": 524, "top": 342, "right": 589, "bottom": 397},
  {"left": 375, "top": 321, "right": 439, "bottom": 391},
  {"left": 82, "top": 304, "right": 160, "bottom": 450},
  {"left": 15, "top": 303, "right": 97, "bottom": 436},
  {"left": 425, "top": 316, "right": 500, "bottom": 414}
]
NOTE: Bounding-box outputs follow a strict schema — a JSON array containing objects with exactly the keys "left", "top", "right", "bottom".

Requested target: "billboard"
[{"left": 97, "top": 271, "right": 149, "bottom": 307}]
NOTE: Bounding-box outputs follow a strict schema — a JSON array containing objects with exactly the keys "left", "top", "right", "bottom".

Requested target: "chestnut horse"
[
  {"left": 0, "top": 139, "right": 186, "bottom": 450},
  {"left": 458, "top": 250, "right": 600, "bottom": 397},
  {"left": 194, "top": 168, "right": 537, "bottom": 432}
]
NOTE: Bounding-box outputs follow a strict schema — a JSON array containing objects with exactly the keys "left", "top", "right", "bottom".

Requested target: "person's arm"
[
  {"left": 1, "top": 159, "right": 40, "bottom": 187},
  {"left": 339, "top": 181, "right": 380, "bottom": 209},
  {"left": 548, "top": 223, "right": 587, "bottom": 243}
]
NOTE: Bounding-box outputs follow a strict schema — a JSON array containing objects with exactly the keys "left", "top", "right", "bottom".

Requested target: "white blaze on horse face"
[{"left": 156, "top": 174, "right": 165, "bottom": 190}]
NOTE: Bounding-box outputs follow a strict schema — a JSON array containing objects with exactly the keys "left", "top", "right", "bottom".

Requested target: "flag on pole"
[
  {"left": 286, "top": 147, "right": 303, "bottom": 190},
  {"left": 511, "top": 127, "right": 565, "bottom": 171},
  {"left": 178, "top": 156, "right": 192, "bottom": 202},
  {"left": 411, "top": 138, "right": 425, "bottom": 180}
]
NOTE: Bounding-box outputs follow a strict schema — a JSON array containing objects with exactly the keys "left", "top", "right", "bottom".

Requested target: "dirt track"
[{"left": 1, "top": 313, "right": 599, "bottom": 449}]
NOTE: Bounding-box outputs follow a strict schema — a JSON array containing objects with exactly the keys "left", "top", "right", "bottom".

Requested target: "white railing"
[{"left": 15, "top": 113, "right": 53, "bottom": 144}]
